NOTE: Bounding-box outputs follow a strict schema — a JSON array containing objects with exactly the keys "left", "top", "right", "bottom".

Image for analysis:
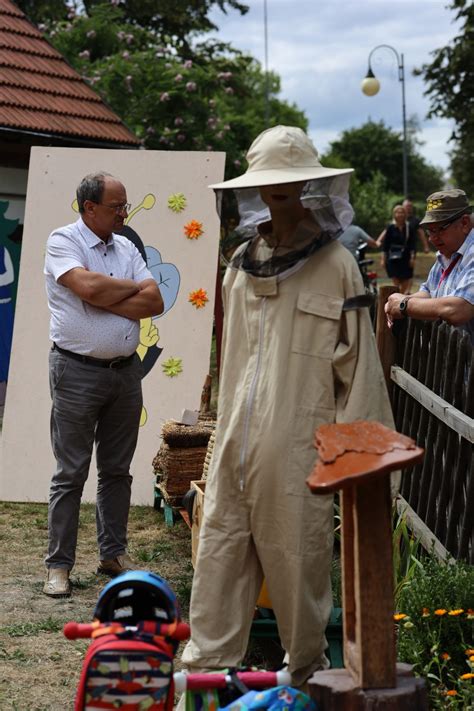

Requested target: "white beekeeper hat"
[{"left": 210, "top": 125, "right": 353, "bottom": 190}]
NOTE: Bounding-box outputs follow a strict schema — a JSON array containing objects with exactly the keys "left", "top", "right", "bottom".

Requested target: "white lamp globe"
[{"left": 361, "top": 76, "right": 380, "bottom": 96}]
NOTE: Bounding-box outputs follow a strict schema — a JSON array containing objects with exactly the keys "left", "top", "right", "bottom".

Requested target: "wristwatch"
[{"left": 399, "top": 297, "right": 410, "bottom": 317}]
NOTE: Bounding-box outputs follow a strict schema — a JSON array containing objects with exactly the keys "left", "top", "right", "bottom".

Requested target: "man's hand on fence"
[{"left": 384, "top": 293, "right": 406, "bottom": 328}]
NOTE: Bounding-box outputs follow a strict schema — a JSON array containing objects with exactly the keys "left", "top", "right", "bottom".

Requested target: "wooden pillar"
[
  {"left": 376, "top": 285, "right": 398, "bottom": 393},
  {"left": 307, "top": 421, "right": 426, "bottom": 710}
]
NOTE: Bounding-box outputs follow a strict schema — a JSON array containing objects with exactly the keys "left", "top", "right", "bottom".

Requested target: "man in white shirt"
[{"left": 43, "top": 172, "right": 163, "bottom": 597}]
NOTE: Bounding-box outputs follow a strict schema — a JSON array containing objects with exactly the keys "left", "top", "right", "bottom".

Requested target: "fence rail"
[{"left": 390, "top": 317, "right": 473, "bottom": 564}]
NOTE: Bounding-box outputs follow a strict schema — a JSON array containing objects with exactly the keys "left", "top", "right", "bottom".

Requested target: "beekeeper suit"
[{"left": 182, "top": 126, "right": 394, "bottom": 687}]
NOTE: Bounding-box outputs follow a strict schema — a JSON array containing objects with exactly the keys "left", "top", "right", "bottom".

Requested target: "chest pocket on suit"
[{"left": 291, "top": 291, "right": 343, "bottom": 359}]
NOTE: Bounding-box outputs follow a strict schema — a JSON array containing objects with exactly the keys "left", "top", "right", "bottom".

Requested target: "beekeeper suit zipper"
[{"left": 239, "top": 296, "right": 267, "bottom": 491}]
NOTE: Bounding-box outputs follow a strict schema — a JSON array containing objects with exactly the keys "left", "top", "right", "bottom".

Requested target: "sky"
[{"left": 208, "top": 0, "right": 461, "bottom": 177}]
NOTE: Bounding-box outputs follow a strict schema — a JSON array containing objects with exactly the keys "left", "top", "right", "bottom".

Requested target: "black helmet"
[{"left": 94, "top": 571, "right": 181, "bottom": 625}]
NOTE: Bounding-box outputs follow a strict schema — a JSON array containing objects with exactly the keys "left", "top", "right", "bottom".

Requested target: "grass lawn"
[{"left": 0, "top": 501, "right": 193, "bottom": 710}]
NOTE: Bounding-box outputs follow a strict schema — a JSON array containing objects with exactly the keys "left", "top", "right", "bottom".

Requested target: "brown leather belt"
[{"left": 52, "top": 343, "right": 135, "bottom": 369}]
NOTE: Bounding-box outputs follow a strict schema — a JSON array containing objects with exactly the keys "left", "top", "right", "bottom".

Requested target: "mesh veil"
[{"left": 217, "top": 174, "right": 354, "bottom": 277}]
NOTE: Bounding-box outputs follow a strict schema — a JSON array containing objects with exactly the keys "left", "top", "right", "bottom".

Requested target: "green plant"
[
  {"left": 392, "top": 508, "right": 424, "bottom": 608},
  {"left": 395, "top": 557, "right": 474, "bottom": 709}
]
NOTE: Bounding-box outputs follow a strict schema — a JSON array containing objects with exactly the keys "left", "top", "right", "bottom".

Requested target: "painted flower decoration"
[
  {"left": 434, "top": 609, "right": 447, "bottom": 616},
  {"left": 168, "top": 193, "right": 187, "bottom": 213},
  {"left": 162, "top": 357, "right": 183, "bottom": 378},
  {"left": 189, "top": 288, "right": 209, "bottom": 309},
  {"left": 184, "top": 219, "right": 203, "bottom": 240},
  {"left": 393, "top": 613, "right": 407, "bottom": 621}
]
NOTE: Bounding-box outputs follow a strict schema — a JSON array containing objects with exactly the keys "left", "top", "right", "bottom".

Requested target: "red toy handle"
[
  {"left": 64, "top": 622, "right": 97, "bottom": 639},
  {"left": 64, "top": 620, "right": 190, "bottom": 640},
  {"left": 173, "top": 670, "right": 292, "bottom": 692}
]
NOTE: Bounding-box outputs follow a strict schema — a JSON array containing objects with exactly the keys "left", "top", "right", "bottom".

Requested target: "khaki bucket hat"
[
  {"left": 209, "top": 125, "right": 353, "bottom": 190},
  {"left": 419, "top": 189, "right": 472, "bottom": 225}
]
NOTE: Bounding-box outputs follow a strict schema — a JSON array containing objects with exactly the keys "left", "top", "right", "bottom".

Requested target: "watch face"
[{"left": 400, "top": 299, "right": 408, "bottom": 312}]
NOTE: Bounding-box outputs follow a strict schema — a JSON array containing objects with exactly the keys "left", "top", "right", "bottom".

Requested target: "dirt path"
[{"left": 0, "top": 501, "right": 192, "bottom": 710}]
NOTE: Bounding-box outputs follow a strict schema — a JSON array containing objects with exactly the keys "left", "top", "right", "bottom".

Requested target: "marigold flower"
[
  {"left": 440, "top": 652, "right": 451, "bottom": 660},
  {"left": 469, "top": 655, "right": 474, "bottom": 663},
  {"left": 188, "top": 288, "right": 209, "bottom": 309},
  {"left": 445, "top": 690, "right": 457, "bottom": 696},
  {"left": 434, "top": 609, "right": 447, "bottom": 616},
  {"left": 184, "top": 219, "right": 203, "bottom": 239},
  {"left": 460, "top": 673, "right": 474, "bottom": 680},
  {"left": 393, "top": 613, "right": 407, "bottom": 621},
  {"left": 448, "top": 609, "right": 464, "bottom": 616},
  {"left": 466, "top": 649, "right": 474, "bottom": 656}
]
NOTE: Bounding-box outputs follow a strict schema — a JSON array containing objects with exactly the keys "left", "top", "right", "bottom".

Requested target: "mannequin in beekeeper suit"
[{"left": 181, "top": 125, "right": 395, "bottom": 688}]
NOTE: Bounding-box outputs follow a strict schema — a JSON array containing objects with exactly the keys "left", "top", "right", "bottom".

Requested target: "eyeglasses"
[
  {"left": 97, "top": 202, "right": 131, "bottom": 214},
  {"left": 423, "top": 214, "right": 464, "bottom": 237}
]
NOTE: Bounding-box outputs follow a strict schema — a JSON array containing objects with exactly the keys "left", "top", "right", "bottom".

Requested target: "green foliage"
[
  {"left": 396, "top": 557, "right": 474, "bottom": 708},
  {"left": 416, "top": 0, "right": 474, "bottom": 194},
  {"left": 40, "top": 2, "right": 306, "bottom": 179},
  {"left": 349, "top": 171, "right": 397, "bottom": 238},
  {"left": 322, "top": 120, "right": 443, "bottom": 202},
  {"left": 392, "top": 509, "right": 424, "bottom": 609}
]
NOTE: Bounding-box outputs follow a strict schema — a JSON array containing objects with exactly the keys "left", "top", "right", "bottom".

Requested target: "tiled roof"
[{"left": 0, "top": 0, "right": 139, "bottom": 146}]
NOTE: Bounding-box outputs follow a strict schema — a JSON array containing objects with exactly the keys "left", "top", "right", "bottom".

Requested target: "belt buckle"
[{"left": 108, "top": 357, "right": 124, "bottom": 369}]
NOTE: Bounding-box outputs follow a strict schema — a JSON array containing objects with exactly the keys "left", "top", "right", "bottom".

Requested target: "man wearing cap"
[
  {"left": 180, "top": 126, "right": 394, "bottom": 691},
  {"left": 385, "top": 189, "right": 474, "bottom": 342}
]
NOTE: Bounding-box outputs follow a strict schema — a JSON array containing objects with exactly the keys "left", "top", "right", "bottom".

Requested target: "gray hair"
[{"left": 76, "top": 172, "right": 114, "bottom": 213}]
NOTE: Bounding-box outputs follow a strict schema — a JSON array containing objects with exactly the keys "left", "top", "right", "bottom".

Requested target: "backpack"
[{"left": 65, "top": 571, "right": 189, "bottom": 711}]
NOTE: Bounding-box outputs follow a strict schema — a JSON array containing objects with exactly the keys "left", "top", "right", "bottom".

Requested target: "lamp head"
[{"left": 361, "top": 67, "right": 380, "bottom": 97}]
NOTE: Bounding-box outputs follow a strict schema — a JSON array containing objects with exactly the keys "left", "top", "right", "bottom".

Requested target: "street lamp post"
[{"left": 361, "top": 44, "right": 408, "bottom": 197}]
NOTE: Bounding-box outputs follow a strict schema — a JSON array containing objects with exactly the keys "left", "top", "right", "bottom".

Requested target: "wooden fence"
[{"left": 388, "top": 314, "right": 473, "bottom": 564}]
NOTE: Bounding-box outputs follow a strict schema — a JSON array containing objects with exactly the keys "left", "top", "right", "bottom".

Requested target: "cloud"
[{"left": 209, "top": 0, "right": 462, "bottom": 171}]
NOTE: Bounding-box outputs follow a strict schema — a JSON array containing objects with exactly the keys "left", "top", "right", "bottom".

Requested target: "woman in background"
[{"left": 378, "top": 204, "right": 416, "bottom": 294}]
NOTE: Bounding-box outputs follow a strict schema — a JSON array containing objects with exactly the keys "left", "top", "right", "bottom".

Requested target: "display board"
[{"left": 0, "top": 147, "right": 225, "bottom": 504}]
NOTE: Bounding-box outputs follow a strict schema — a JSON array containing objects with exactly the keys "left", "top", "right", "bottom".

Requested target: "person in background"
[
  {"left": 338, "top": 223, "right": 378, "bottom": 258},
  {"left": 403, "top": 197, "right": 430, "bottom": 254},
  {"left": 43, "top": 172, "right": 163, "bottom": 597},
  {"left": 385, "top": 189, "right": 474, "bottom": 342},
  {"left": 378, "top": 204, "right": 416, "bottom": 294}
]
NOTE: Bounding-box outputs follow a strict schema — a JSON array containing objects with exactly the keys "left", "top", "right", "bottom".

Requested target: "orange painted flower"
[
  {"left": 466, "top": 649, "right": 474, "bottom": 656},
  {"left": 184, "top": 219, "right": 204, "bottom": 240},
  {"left": 188, "top": 288, "right": 209, "bottom": 309},
  {"left": 440, "top": 652, "right": 451, "bottom": 660},
  {"left": 422, "top": 607, "right": 430, "bottom": 617},
  {"left": 393, "top": 613, "right": 407, "bottom": 621},
  {"left": 445, "top": 690, "right": 457, "bottom": 696},
  {"left": 467, "top": 609, "right": 474, "bottom": 619},
  {"left": 448, "top": 609, "right": 464, "bottom": 616},
  {"left": 434, "top": 609, "right": 447, "bottom": 616},
  {"left": 469, "top": 655, "right": 474, "bottom": 663},
  {"left": 460, "top": 673, "right": 474, "bottom": 680}
]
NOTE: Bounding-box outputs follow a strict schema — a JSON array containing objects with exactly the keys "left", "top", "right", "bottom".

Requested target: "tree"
[
  {"left": 321, "top": 120, "right": 443, "bottom": 201},
  {"left": 34, "top": 1, "right": 306, "bottom": 179},
  {"left": 415, "top": 0, "right": 474, "bottom": 194}
]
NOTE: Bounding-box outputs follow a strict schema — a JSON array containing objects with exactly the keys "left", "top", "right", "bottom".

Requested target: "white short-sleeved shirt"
[{"left": 44, "top": 217, "right": 153, "bottom": 358}]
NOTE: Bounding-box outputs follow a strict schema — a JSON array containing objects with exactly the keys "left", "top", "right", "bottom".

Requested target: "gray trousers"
[{"left": 46, "top": 349, "right": 143, "bottom": 570}]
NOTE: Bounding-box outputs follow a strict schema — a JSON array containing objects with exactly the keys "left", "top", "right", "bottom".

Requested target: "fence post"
[{"left": 376, "top": 286, "right": 398, "bottom": 394}]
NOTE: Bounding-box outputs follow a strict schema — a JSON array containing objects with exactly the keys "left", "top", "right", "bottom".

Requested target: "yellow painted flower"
[
  {"left": 469, "top": 655, "right": 474, "bottom": 663},
  {"left": 167, "top": 192, "right": 187, "bottom": 213},
  {"left": 188, "top": 288, "right": 209, "bottom": 309},
  {"left": 460, "top": 673, "right": 474, "bottom": 680},
  {"left": 184, "top": 219, "right": 204, "bottom": 240},
  {"left": 162, "top": 356, "right": 183, "bottom": 378},
  {"left": 422, "top": 607, "right": 430, "bottom": 617},
  {"left": 393, "top": 613, "right": 407, "bottom": 621},
  {"left": 434, "top": 609, "right": 447, "bottom": 616},
  {"left": 440, "top": 653, "right": 451, "bottom": 660},
  {"left": 448, "top": 609, "right": 464, "bottom": 616},
  {"left": 445, "top": 690, "right": 457, "bottom": 696}
]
